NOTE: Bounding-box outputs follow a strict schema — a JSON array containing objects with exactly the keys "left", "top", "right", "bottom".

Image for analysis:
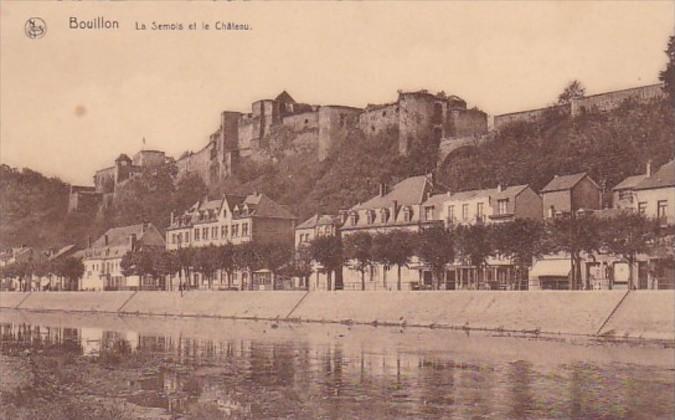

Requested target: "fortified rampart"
[
  {"left": 175, "top": 89, "right": 488, "bottom": 187},
  {"left": 493, "top": 83, "right": 665, "bottom": 131},
  {"left": 77, "top": 83, "right": 664, "bottom": 203}
]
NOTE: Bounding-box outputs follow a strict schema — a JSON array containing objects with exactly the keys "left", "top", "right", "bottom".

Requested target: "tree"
[
  {"left": 492, "top": 219, "right": 547, "bottom": 290},
  {"left": 232, "top": 242, "right": 264, "bottom": 291},
  {"left": 600, "top": 212, "right": 659, "bottom": 289},
  {"left": 660, "top": 35, "right": 675, "bottom": 107},
  {"left": 343, "top": 232, "right": 374, "bottom": 291},
  {"left": 217, "top": 244, "right": 236, "bottom": 289},
  {"left": 193, "top": 245, "right": 220, "bottom": 289},
  {"left": 453, "top": 223, "right": 495, "bottom": 289},
  {"left": 414, "top": 225, "right": 454, "bottom": 290},
  {"left": 558, "top": 80, "right": 586, "bottom": 105},
  {"left": 54, "top": 257, "right": 85, "bottom": 291},
  {"left": 371, "top": 230, "right": 415, "bottom": 290},
  {"left": 175, "top": 247, "right": 195, "bottom": 289},
  {"left": 120, "top": 248, "right": 156, "bottom": 289},
  {"left": 545, "top": 211, "right": 602, "bottom": 290},
  {"left": 288, "top": 245, "right": 314, "bottom": 290},
  {"left": 257, "top": 243, "right": 293, "bottom": 289},
  {"left": 308, "top": 235, "right": 343, "bottom": 291},
  {"left": 152, "top": 250, "right": 178, "bottom": 290}
]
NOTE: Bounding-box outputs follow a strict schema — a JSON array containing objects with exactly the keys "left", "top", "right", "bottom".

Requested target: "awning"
[{"left": 529, "top": 259, "right": 571, "bottom": 278}]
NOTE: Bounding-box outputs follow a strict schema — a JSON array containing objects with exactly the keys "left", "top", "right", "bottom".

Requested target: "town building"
[
  {"left": 424, "top": 184, "right": 542, "bottom": 227},
  {"left": 294, "top": 214, "right": 341, "bottom": 291},
  {"left": 633, "top": 159, "right": 674, "bottom": 226},
  {"left": 339, "top": 175, "right": 437, "bottom": 291},
  {"left": 81, "top": 223, "right": 165, "bottom": 291},
  {"left": 165, "top": 192, "right": 296, "bottom": 290},
  {"left": 541, "top": 172, "right": 602, "bottom": 218},
  {"left": 423, "top": 184, "right": 542, "bottom": 290}
]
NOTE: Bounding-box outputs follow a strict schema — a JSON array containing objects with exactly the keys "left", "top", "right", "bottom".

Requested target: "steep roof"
[
  {"left": 275, "top": 90, "right": 296, "bottom": 104},
  {"left": 423, "top": 185, "right": 529, "bottom": 206},
  {"left": 48, "top": 244, "right": 78, "bottom": 261},
  {"left": 541, "top": 172, "right": 593, "bottom": 193},
  {"left": 352, "top": 176, "right": 431, "bottom": 210},
  {"left": 90, "top": 223, "right": 164, "bottom": 253},
  {"left": 635, "top": 160, "right": 675, "bottom": 190},
  {"left": 243, "top": 193, "right": 296, "bottom": 219},
  {"left": 297, "top": 214, "right": 337, "bottom": 230},
  {"left": 613, "top": 174, "right": 648, "bottom": 191}
]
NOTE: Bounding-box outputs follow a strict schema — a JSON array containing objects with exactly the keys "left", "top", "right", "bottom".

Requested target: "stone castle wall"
[{"left": 494, "top": 83, "right": 664, "bottom": 131}]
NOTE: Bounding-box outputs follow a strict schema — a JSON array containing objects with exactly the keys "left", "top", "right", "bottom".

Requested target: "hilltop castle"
[
  {"left": 174, "top": 89, "right": 488, "bottom": 186},
  {"left": 68, "top": 83, "right": 665, "bottom": 212}
]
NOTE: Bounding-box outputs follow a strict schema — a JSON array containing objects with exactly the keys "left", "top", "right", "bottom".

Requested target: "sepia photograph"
[{"left": 0, "top": 1, "right": 674, "bottom": 419}]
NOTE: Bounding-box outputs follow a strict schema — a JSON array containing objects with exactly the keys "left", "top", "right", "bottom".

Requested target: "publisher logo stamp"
[{"left": 25, "top": 17, "right": 47, "bottom": 39}]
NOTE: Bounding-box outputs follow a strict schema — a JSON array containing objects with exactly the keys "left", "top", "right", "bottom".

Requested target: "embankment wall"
[{"left": 1, "top": 290, "right": 672, "bottom": 341}]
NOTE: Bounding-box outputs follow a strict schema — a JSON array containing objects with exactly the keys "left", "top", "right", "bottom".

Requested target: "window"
[
  {"left": 657, "top": 200, "right": 668, "bottom": 219},
  {"left": 380, "top": 209, "right": 389, "bottom": 223},
  {"left": 232, "top": 224, "right": 239, "bottom": 237},
  {"left": 203, "top": 227, "right": 209, "bottom": 240},
  {"left": 194, "top": 228, "right": 200, "bottom": 241},
  {"left": 242, "top": 223, "right": 249, "bottom": 237},
  {"left": 177, "top": 233, "right": 182, "bottom": 244},
  {"left": 221, "top": 225, "right": 228, "bottom": 238},
  {"left": 447, "top": 205, "right": 455, "bottom": 221},
  {"left": 212, "top": 226, "right": 218, "bottom": 239},
  {"left": 425, "top": 206, "right": 434, "bottom": 221},
  {"left": 172, "top": 234, "right": 176, "bottom": 244},
  {"left": 367, "top": 211, "right": 375, "bottom": 224},
  {"left": 638, "top": 202, "right": 647, "bottom": 214},
  {"left": 462, "top": 204, "right": 469, "bottom": 221},
  {"left": 185, "top": 231, "right": 190, "bottom": 243},
  {"left": 497, "top": 199, "right": 508, "bottom": 215},
  {"left": 476, "top": 203, "right": 484, "bottom": 220},
  {"left": 403, "top": 207, "right": 412, "bottom": 222},
  {"left": 619, "top": 190, "right": 633, "bottom": 201},
  {"left": 350, "top": 213, "right": 358, "bottom": 226}
]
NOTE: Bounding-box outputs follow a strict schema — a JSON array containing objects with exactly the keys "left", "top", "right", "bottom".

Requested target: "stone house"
[
  {"left": 633, "top": 159, "right": 674, "bottom": 226},
  {"left": 541, "top": 172, "right": 602, "bottom": 218},
  {"left": 423, "top": 184, "right": 542, "bottom": 290},
  {"left": 165, "top": 192, "right": 296, "bottom": 290},
  {"left": 82, "top": 223, "right": 165, "bottom": 291},
  {"left": 294, "top": 214, "right": 341, "bottom": 291},
  {"left": 339, "top": 175, "right": 436, "bottom": 291}
]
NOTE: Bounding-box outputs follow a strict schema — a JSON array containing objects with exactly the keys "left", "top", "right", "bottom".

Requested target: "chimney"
[
  {"left": 129, "top": 234, "right": 137, "bottom": 250},
  {"left": 379, "top": 183, "right": 388, "bottom": 197},
  {"left": 104, "top": 234, "right": 109, "bottom": 246},
  {"left": 170, "top": 211, "right": 175, "bottom": 225},
  {"left": 87, "top": 236, "right": 92, "bottom": 248},
  {"left": 497, "top": 184, "right": 504, "bottom": 192},
  {"left": 646, "top": 160, "right": 652, "bottom": 177}
]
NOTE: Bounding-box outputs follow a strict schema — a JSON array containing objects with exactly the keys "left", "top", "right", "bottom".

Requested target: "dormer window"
[
  {"left": 367, "top": 210, "right": 376, "bottom": 224},
  {"left": 350, "top": 212, "right": 359, "bottom": 226}
]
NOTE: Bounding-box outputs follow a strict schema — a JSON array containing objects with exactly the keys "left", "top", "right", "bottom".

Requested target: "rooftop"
[
  {"left": 635, "top": 160, "right": 675, "bottom": 190},
  {"left": 352, "top": 175, "right": 431, "bottom": 211},
  {"left": 541, "top": 172, "right": 592, "bottom": 193}
]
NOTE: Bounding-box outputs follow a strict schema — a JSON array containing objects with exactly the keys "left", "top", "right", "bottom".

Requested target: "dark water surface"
[{"left": 0, "top": 310, "right": 673, "bottom": 419}]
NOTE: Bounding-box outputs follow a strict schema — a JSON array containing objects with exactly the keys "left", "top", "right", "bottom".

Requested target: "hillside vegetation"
[{"left": 1, "top": 96, "right": 672, "bottom": 251}]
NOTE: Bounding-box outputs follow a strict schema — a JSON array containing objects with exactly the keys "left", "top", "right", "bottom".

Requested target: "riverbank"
[{"left": 1, "top": 290, "right": 673, "bottom": 342}]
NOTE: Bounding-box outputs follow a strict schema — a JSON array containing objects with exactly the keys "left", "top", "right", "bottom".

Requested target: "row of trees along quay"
[
  {"left": 0, "top": 211, "right": 666, "bottom": 292},
  {"left": 332, "top": 211, "right": 666, "bottom": 292}
]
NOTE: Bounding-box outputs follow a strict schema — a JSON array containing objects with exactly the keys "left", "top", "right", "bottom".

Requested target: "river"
[{"left": 0, "top": 309, "right": 673, "bottom": 419}]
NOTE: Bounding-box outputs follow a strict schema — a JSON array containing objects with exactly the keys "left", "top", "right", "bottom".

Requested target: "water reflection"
[{"left": 0, "top": 317, "right": 673, "bottom": 419}]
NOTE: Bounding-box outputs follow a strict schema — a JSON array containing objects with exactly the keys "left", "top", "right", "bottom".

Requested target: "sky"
[{"left": 1, "top": 1, "right": 673, "bottom": 185}]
